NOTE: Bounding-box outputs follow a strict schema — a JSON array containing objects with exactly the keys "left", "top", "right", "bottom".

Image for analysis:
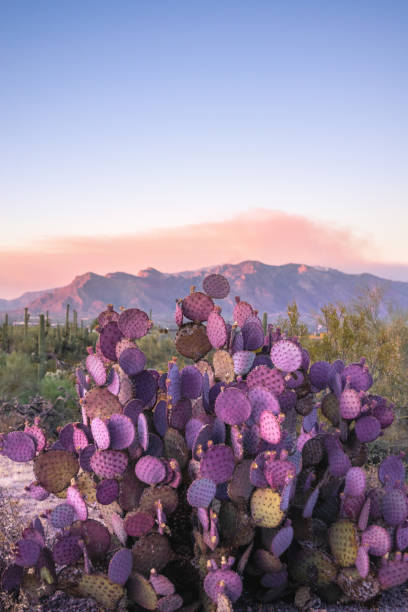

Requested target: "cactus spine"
[{"left": 38, "top": 313, "right": 46, "bottom": 379}]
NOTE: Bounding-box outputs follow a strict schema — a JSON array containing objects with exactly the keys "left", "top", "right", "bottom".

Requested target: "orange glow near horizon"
[{"left": 2, "top": 210, "right": 408, "bottom": 299}]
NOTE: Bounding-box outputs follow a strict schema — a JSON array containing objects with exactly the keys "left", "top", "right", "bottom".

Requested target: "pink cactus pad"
[
  {"left": 90, "top": 449, "right": 128, "bottom": 479},
  {"left": 259, "top": 411, "right": 282, "bottom": 444},
  {"left": 207, "top": 309, "right": 228, "bottom": 349},
  {"left": 361, "top": 525, "right": 391, "bottom": 556},
  {"left": 233, "top": 297, "right": 253, "bottom": 327},
  {"left": 203, "top": 273, "right": 230, "bottom": 298},
  {"left": 67, "top": 484, "right": 88, "bottom": 521},
  {"left": 118, "top": 307, "right": 152, "bottom": 339},
  {"left": 248, "top": 385, "right": 280, "bottom": 423},
  {"left": 246, "top": 366, "right": 285, "bottom": 396},
  {"left": 107, "top": 414, "right": 135, "bottom": 449},
  {"left": 200, "top": 444, "right": 235, "bottom": 484},
  {"left": 91, "top": 417, "right": 111, "bottom": 450},
  {"left": 187, "top": 477, "right": 216, "bottom": 507},
  {"left": 138, "top": 412, "right": 149, "bottom": 450},
  {"left": 204, "top": 568, "right": 243, "bottom": 603},
  {"left": 107, "top": 367, "right": 120, "bottom": 395},
  {"left": 270, "top": 340, "right": 302, "bottom": 373},
  {"left": 24, "top": 421, "right": 46, "bottom": 452},
  {"left": 98, "top": 304, "right": 120, "bottom": 328},
  {"left": 215, "top": 388, "right": 251, "bottom": 425},
  {"left": 108, "top": 548, "right": 133, "bottom": 585},
  {"left": 86, "top": 353, "right": 107, "bottom": 385},
  {"left": 25, "top": 482, "right": 50, "bottom": 501},
  {"left": 344, "top": 467, "right": 366, "bottom": 497},
  {"left": 232, "top": 350, "right": 255, "bottom": 376},
  {"left": 182, "top": 291, "right": 214, "bottom": 321},
  {"left": 355, "top": 545, "right": 369, "bottom": 578},
  {"left": 135, "top": 455, "right": 166, "bottom": 485},
  {"left": 339, "top": 387, "right": 362, "bottom": 420}
]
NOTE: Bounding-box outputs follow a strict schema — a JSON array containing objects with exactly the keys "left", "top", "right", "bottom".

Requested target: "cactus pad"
[
  {"left": 213, "top": 350, "right": 235, "bottom": 383},
  {"left": 52, "top": 534, "right": 82, "bottom": 565},
  {"left": 207, "top": 309, "right": 228, "bottom": 349},
  {"left": 108, "top": 547, "right": 133, "bottom": 585},
  {"left": 187, "top": 477, "right": 216, "bottom": 507},
  {"left": 118, "top": 307, "right": 152, "bottom": 339},
  {"left": 204, "top": 568, "right": 243, "bottom": 603},
  {"left": 382, "top": 488, "right": 408, "bottom": 526},
  {"left": 246, "top": 365, "right": 285, "bottom": 395},
  {"left": 83, "top": 387, "right": 123, "bottom": 420},
  {"left": 251, "top": 489, "right": 284, "bottom": 527},
  {"left": 259, "top": 410, "right": 282, "bottom": 444},
  {"left": 329, "top": 520, "right": 358, "bottom": 567},
  {"left": 125, "top": 511, "right": 155, "bottom": 537},
  {"left": 107, "top": 413, "right": 135, "bottom": 449},
  {"left": 135, "top": 455, "right": 166, "bottom": 485},
  {"left": 233, "top": 350, "right": 255, "bottom": 375},
  {"left": 119, "top": 346, "right": 147, "bottom": 376},
  {"left": 1, "top": 564, "right": 24, "bottom": 592},
  {"left": 215, "top": 387, "right": 251, "bottom": 425},
  {"left": 355, "top": 415, "right": 381, "bottom": 443},
  {"left": 270, "top": 339, "right": 302, "bottom": 372},
  {"left": 90, "top": 450, "right": 128, "bottom": 479},
  {"left": 200, "top": 444, "right": 235, "bottom": 483},
  {"left": 96, "top": 478, "right": 120, "bottom": 505},
  {"left": 175, "top": 322, "right": 212, "bottom": 360},
  {"left": 203, "top": 273, "right": 230, "bottom": 298},
  {"left": 127, "top": 572, "right": 158, "bottom": 610},
  {"left": 99, "top": 321, "right": 123, "bottom": 361},
  {"left": 132, "top": 533, "right": 173, "bottom": 575},
  {"left": 78, "top": 573, "right": 124, "bottom": 610},
  {"left": 3, "top": 431, "right": 36, "bottom": 462},
  {"left": 180, "top": 365, "right": 203, "bottom": 399},
  {"left": 34, "top": 450, "right": 79, "bottom": 494}
]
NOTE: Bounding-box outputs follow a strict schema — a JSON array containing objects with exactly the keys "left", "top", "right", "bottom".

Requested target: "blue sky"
[{"left": 1, "top": 1, "right": 408, "bottom": 295}]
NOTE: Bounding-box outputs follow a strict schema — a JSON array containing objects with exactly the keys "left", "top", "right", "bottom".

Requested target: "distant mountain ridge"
[{"left": 2, "top": 261, "right": 408, "bottom": 326}]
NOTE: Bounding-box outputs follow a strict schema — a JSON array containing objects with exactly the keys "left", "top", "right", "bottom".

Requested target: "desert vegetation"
[{"left": 1, "top": 281, "right": 408, "bottom": 611}]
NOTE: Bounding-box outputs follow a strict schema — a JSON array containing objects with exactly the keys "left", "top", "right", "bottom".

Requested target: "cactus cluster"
[{"left": 1, "top": 278, "right": 407, "bottom": 610}]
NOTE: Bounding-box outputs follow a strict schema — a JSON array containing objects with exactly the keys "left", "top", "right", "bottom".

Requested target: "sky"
[{"left": 1, "top": 1, "right": 407, "bottom": 298}]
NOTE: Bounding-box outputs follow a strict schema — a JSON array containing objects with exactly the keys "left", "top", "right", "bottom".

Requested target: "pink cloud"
[{"left": 2, "top": 209, "right": 407, "bottom": 298}]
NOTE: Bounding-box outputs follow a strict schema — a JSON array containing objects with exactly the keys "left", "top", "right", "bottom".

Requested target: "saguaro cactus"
[{"left": 37, "top": 313, "right": 46, "bottom": 379}]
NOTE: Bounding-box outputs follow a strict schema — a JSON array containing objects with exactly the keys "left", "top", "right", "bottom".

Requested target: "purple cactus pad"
[
  {"left": 187, "top": 478, "right": 217, "bottom": 507},
  {"left": 203, "top": 273, "right": 230, "bottom": 298},
  {"left": 118, "top": 307, "right": 152, "bottom": 339},
  {"left": 200, "top": 444, "right": 235, "bottom": 484},
  {"left": 135, "top": 455, "right": 166, "bottom": 485},
  {"left": 3, "top": 431, "right": 36, "bottom": 463},
  {"left": 108, "top": 414, "right": 135, "bottom": 449},
  {"left": 108, "top": 548, "right": 133, "bottom": 585},
  {"left": 96, "top": 478, "right": 120, "bottom": 505}
]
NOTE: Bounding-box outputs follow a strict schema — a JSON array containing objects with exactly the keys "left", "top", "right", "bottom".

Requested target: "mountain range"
[{"left": 2, "top": 261, "right": 408, "bottom": 327}]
